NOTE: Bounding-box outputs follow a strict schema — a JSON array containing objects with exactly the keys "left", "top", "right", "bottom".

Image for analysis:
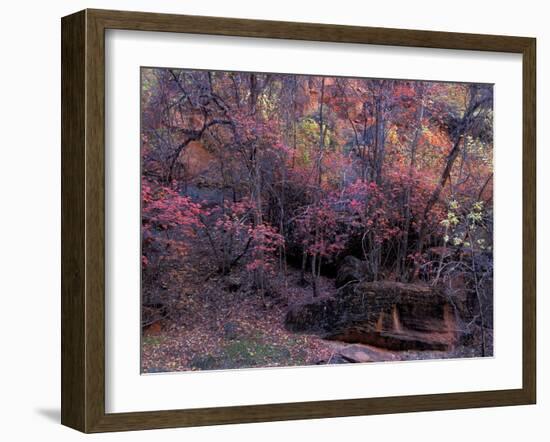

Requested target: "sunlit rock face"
[{"left": 285, "top": 280, "right": 458, "bottom": 352}]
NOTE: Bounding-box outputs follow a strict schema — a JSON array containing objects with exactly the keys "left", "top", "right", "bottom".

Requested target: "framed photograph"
[{"left": 61, "top": 9, "right": 536, "bottom": 433}]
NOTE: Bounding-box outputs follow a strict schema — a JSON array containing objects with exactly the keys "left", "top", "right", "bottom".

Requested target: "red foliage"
[{"left": 140, "top": 69, "right": 493, "bottom": 287}]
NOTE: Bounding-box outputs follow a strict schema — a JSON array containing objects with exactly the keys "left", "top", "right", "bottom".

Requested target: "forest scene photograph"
[{"left": 140, "top": 67, "right": 494, "bottom": 373}]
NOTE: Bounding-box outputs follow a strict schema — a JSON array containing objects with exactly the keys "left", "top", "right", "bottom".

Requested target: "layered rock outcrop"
[{"left": 285, "top": 280, "right": 457, "bottom": 351}]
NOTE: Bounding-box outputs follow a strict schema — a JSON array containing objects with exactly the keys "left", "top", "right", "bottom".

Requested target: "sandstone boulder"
[{"left": 285, "top": 281, "right": 457, "bottom": 351}]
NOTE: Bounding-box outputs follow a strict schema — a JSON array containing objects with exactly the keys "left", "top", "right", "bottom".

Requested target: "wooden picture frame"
[{"left": 61, "top": 8, "right": 536, "bottom": 433}]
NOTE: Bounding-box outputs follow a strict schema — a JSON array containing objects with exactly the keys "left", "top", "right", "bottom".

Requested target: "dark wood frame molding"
[{"left": 61, "top": 9, "right": 536, "bottom": 433}]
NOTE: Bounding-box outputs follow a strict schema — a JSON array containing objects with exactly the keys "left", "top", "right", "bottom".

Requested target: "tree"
[
  {"left": 141, "top": 67, "right": 493, "bottom": 327},
  {"left": 413, "top": 84, "right": 493, "bottom": 279}
]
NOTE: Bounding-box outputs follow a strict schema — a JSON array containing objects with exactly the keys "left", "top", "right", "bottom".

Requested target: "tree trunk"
[
  {"left": 373, "top": 82, "right": 386, "bottom": 185},
  {"left": 399, "top": 85, "right": 425, "bottom": 280},
  {"left": 311, "top": 77, "right": 326, "bottom": 297}
]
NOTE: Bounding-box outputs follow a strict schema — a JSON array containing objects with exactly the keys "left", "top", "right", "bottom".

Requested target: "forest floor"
[
  {"left": 141, "top": 267, "right": 478, "bottom": 373},
  {"left": 142, "top": 268, "right": 336, "bottom": 373}
]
